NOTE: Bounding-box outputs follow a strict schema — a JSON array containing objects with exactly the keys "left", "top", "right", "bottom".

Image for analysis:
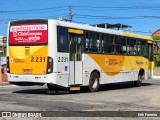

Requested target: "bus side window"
[
  {"left": 133, "top": 39, "right": 138, "bottom": 55},
  {"left": 115, "top": 36, "right": 122, "bottom": 54},
  {"left": 85, "top": 33, "right": 90, "bottom": 52},
  {"left": 137, "top": 40, "right": 141, "bottom": 55},
  {"left": 106, "top": 35, "right": 115, "bottom": 54},
  {"left": 103, "top": 34, "right": 112, "bottom": 53},
  {"left": 115, "top": 36, "right": 127, "bottom": 54},
  {"left": 96, "top": 34, "right": 101, "bottom": 52},
  {"left": 101, "top": 35, "right": 106, "bottom": 53},
  {"left": 130, "top": 39, "right": 134, "bottom": 55},
  {"left": 85, "top": 32, "right": 100, "bottom": 53},
  {"left": 127, "top": 38, "right": 134, "bottom": 55},
  {"left": 127, "top": 38, "right": 139, "bottom": 55},
  {"left": 89, "top": 32, "right": 98, "bottom": 52},
  {"left": 140, "top": 40, "right": 147, "bottom": 57},
  {"left": 57, "top": 27, "right": 68, "bottom": 52},
  {"left": 121, "top": 37, "right": 127, "bottom": 54},
  {"left": 148, "top": 44, "right": 153, "bottom": 61}
]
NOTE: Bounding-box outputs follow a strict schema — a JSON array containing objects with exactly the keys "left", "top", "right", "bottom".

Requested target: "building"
[
  {"left": 0, "top": 36, "right": 7, "bottom": 55},
  {"left": 152, "top": 29, "right": 160, "bottom": 37},
  {"left": 152, "top": 29, "right": 160, "bottom": 52},
  {"left": 0, "top": 36, "right": 7, "bottom": 82}
]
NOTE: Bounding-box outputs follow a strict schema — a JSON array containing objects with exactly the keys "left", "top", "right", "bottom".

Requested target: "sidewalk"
[{"left": 153, "top": 76, "right": 160, "bottom": 79}]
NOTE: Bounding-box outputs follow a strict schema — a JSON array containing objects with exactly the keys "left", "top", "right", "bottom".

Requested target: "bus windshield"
[{"left": 9, "top": 23, "right": 48, "bottom": 45}]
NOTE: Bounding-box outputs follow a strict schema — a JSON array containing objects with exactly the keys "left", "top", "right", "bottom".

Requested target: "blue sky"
[{"left": 1, "top": 0, "right": 160, "bottom": 36}]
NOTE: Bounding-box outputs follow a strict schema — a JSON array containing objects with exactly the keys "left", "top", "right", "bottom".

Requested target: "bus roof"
[
  {"left": 121, "top": 31, "right": 153, "bottom": 40},
  {"left": 56, "top": 20, "right": 153, "bottom": 40},
  {"left": 57, "top": 20, "right": 121, "bottom": 36}
]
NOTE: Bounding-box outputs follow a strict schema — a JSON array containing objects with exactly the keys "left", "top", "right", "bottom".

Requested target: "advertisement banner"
[{"left": 9, "top": 24, "right": 47, "bottom": 44}]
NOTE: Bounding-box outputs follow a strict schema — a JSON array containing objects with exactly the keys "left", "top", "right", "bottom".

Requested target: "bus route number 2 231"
[{"left": 58, "top": 57, "right": 68, "bottom": 62}]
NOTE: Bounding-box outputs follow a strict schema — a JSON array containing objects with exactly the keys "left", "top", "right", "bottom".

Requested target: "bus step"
[{"left": 70, "top": 86, "right": 80, "bottom": 91}]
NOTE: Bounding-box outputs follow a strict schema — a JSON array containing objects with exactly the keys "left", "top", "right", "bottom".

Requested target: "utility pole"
[
  {"left": 69, "top": 5, "right": 73, "bottom": 22},
  {"left": 3, "top": 37, "right": 6, "bottom": 56}
]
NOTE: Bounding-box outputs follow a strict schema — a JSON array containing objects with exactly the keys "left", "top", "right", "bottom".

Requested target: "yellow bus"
[{"left": 7, "top": 19, "right": 154, "bottom": 92}]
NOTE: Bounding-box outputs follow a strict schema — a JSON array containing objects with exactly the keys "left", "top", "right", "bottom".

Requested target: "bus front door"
[{"left": 69, "top": 34, "right": 83, "bottom": 85}]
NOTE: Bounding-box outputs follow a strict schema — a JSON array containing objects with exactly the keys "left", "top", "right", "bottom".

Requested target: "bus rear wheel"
[
  {"left": 47, "top": 84, "right": 54, "bottom": 90},
  {"left": 134, "top": 74, "right": 144, "bottom": 87},
  {"left": 47, "top": 84, "right": 58, "bottom": 94},
  {"left": 89, "top": 72, "right": 100, "bottom": 92}
]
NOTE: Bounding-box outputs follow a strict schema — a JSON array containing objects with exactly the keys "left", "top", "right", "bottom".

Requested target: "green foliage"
[
  {"left": 154, "top": 52, "right": 160, "bottom": 66},
  {"left": 0, "top": 52, "right": 6, "bottom": 57},
  {"left": 152, "top": 36, "right": 160, "bottom": 41},
  {"left": 153, "top": 35, "right": 160, "bottom": 66}
]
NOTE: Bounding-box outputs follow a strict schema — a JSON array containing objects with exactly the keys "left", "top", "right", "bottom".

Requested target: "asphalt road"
[{"left": 0, "top": 79, "right": 160, "bottom": 120}]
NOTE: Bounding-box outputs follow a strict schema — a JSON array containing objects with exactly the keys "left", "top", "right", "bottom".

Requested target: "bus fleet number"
[
  {"left": 31, "top": 57, "right": 45, "bottom": 62},
  {"left": 58, "top": 57, "right": 68, "bottom": 62}
]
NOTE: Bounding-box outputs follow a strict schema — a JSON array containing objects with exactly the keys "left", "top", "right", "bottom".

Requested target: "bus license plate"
[{"left": 24, "top": 69, "right": 32, "bottom": 74}]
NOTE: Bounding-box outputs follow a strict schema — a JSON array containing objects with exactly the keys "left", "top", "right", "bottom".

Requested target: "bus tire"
[
  {"left": 134, "top": 73, "right": 144, "bottom": 87},
  {"left": 47, "top": 84, "right": 58, "bottom": 94},
  {"left": 47, "top": 84, "right": 54, "bottom": 91},
  {"left": 47, "top": 84, "right": 58, "bottom": 93},
  {"left": 89, "top": 72, "right": 100, "bottom": 92}
]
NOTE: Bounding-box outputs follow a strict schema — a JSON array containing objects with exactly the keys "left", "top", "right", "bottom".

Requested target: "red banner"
[{"left": 9, "top": 24, "right": 47, "bottom": 44}]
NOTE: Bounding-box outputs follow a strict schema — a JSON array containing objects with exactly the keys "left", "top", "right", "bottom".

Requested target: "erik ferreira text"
[{"left": 138, "top": 112, "right": 158, "bottom": 117}]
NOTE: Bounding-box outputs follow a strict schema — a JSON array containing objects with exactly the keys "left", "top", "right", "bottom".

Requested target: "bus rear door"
[{"left": 68, "top": 29, "right": 84, "bottom": 85}]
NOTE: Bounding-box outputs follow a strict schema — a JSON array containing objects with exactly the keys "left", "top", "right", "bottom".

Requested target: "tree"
[{"left": 152, "top": 35, "right": 160, "bottom": 41}]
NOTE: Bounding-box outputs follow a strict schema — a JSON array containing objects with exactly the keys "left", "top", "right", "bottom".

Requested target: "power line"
[
  {"left": 72, "top": 5, "right": 160, "bottom": 13},
  {"left": 4, "top": 8, "right": 67, "bottom": 14},
  {"left": 1, "top": 5, "right": 160, "bottom": 14},
  {"left": 74, "top": 14, "right": 160, "bottom": 19},
  {"left": 74, "top": 8, "right": 160, "bottom": 12},
  {"left": 0, "top": 13, "right": 68, "bottom": 23},
  {"left": 73, "top": 5, "right": 160, "bottom": 9},
  {"left": 0, "top": 6, "right": 68, "bottom": 13}
]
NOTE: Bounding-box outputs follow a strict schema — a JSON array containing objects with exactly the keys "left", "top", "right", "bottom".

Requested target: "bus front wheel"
[{"left": 89, "top": 72, "right": 100, "bottom": 92}]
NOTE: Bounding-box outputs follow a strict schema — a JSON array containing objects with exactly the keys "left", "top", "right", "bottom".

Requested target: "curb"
[{"left": 0, "top": 82, "right": 10, "bottom": 86}]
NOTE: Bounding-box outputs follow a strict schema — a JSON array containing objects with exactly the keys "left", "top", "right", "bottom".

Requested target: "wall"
[{"left": 0, "top": 66, "right": 7, "bottom": 82}]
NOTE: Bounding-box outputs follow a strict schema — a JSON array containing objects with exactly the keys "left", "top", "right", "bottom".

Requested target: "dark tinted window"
[
  {"left": 140, "top": 40, "right": 147, "bottom": 56},
  {"left": 85, "top": 32, "right": 100, "bottom": 53},
  {"left": 115, "top": 36, "right": 126, "bottom": 54},
  {"left": 57, "top": 27, "right": 68, "bottom": 52},
  {"left": 104, "top": 35, "right": 115, "bottom": 53},
  {"left": 127, "top": 38, "right": 137, "bottom": 55}
]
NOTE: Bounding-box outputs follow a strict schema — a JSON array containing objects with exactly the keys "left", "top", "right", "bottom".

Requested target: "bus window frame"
[{"left": 68, "top": 29, "right": 152, "bottom": 59}]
